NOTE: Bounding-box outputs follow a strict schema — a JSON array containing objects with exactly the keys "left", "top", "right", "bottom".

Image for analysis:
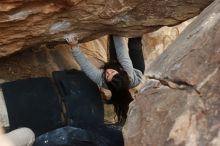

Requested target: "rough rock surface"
[
  {"left": 0, "top": 36, "right": 107, "bottom": 81},
  {"left": 142, "top": 18, "right": 195, "bottom": 69},
  {"left": 0, "top": 0, "right": 213, "bottom": 57},
  {"left": 123, "top": 0, "right": 220, "bottom": 146}
]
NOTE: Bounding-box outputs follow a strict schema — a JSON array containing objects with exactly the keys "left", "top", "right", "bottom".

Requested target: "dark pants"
[{"left": 109, "top": 36, "right": 145, "bottom": 74}]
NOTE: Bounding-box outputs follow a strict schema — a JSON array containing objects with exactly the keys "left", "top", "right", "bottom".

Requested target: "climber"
[{"left": 65, "top": 34, "right": 145, "bottom": 123}]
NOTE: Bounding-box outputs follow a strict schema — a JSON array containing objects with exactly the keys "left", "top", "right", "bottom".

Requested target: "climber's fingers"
[{"left": 65, "top": 34, "right": 79, "bottom": 47}]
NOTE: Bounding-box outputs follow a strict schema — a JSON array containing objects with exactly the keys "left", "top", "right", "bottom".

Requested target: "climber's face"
[{"left": 105, "top": 69, "right": 119, "bottom": 82}]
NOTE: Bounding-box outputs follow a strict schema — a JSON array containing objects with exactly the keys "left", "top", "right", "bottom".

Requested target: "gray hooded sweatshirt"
[{"left": 71, "top": 36, "right": 143, "bottom": 89}]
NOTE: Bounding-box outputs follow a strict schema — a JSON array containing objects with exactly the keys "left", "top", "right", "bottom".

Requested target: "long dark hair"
[{"left": 102, "top": 61, "right": 133, "bottom": 123}]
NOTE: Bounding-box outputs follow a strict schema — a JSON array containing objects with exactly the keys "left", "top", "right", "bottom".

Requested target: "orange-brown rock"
[
  {"left": 123, "top": 0, "right": 220, "bottom": 146},
  {"left": 0, "top": 0, "right": 213, "bottom": 57},
  {"left": 0, "top": 36, "right": 107, "bottom": 81}
]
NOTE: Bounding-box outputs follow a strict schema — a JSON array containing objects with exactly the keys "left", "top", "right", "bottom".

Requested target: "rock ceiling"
[{"left": 0, "top": 0, "right": 213, "bottom": 57}]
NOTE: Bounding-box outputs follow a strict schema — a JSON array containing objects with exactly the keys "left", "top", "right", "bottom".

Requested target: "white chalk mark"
[
  {"left": 49, "top": 20, "right": 71, "bottom": 34},
  {"left": 8, "top": 10, "right": 32, "bottom": 21}
]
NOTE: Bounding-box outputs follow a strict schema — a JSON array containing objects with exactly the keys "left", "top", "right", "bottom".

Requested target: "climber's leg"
[{"left": 128, "top": 37, "right": 145, "bottom": 74}]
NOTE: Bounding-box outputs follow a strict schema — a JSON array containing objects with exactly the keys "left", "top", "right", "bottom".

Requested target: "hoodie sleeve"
[
  {"left": 113, "top": 36, "right": 143, "bottom": 87},
  {"left": 71, "top": 47, "right": 108, "bottom": 88}
]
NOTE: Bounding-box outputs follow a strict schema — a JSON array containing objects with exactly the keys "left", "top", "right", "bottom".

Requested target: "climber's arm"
[
  {"left": 65, "top": 35, "right": 107, "bottom": 88},
  {"left": 113, "top": 36, "right": 135, "bottom": 81}
]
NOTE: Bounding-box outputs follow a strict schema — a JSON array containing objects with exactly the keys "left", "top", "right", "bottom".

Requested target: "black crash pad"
[
  {"left": 52, "top": 69, "right": 104, "bottom": 127},
  {"left": 34, "top": 126, "right": 102, "bottom": 146},
  {"left": 2, "top": 77, "right": 62, "bottom": 136},
  {"left": 34, "top": 126, "right": 124, "bottom": 146}
]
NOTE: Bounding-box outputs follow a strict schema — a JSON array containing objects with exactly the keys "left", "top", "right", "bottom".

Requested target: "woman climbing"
[{"left": 65, "top": 34, "right": 145, "bottom": 123}]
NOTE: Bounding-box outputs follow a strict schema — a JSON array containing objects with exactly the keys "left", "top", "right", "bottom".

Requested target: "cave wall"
[{"left": 0, "top": 36, "right": 107, "bottom": 82}]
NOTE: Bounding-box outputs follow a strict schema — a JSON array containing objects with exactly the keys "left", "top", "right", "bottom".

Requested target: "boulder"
[
  {"left": 123, "top": 0, "right": 220, "bottom": 146},
  {"left": 142, "top": 17, "right": 195, "bottom": 69},
  {"left": 0, "top": 0, "right": 213, "bottom": 57}
]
